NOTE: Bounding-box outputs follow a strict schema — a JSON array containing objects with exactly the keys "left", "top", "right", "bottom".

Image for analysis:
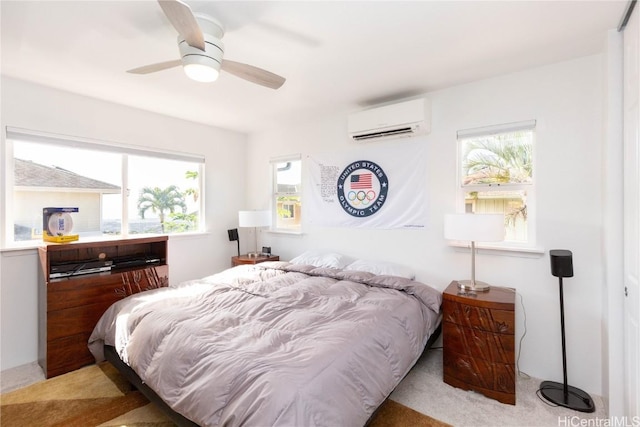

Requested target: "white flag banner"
[{"left": 305, "top": 142, "right": 428, "bottom": 229}]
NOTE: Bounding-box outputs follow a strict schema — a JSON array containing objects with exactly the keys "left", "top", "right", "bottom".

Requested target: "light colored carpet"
[
  {"left": 391, "top": 348, "right": 608, "bottom": 427},
  {"left": 0, "top": 362, "right": 45, "bottom": 394}
]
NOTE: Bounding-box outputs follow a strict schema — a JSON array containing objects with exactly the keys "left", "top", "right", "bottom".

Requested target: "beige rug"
[{"left": 0, "top": 362, "right": 450, "bottom": 426}]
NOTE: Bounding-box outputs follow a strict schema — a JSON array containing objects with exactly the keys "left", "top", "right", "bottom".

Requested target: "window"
[
  {"left": 271, "top": 155, "right": 301, "bottom": 232},
  {"left": 4, "top": 128, "right": 204, "bottom": 246},
  {"left": 457, "top": 120, "right": 535, "bottom": 246}
]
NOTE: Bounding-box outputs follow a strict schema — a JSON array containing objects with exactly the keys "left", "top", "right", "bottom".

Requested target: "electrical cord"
[
  {"left": 536, "top": 386, "right": 560, "bottom": 407},
  {"left": 70, "top": 262, "right": 87, "bottom": 277},
  {"left": 516, "top": 291, "right": 530, "bottom": 379}
]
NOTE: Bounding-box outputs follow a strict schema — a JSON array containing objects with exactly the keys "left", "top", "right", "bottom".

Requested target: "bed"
[{"left": 88, "top": 254, "right": 442, "bottom": 427}]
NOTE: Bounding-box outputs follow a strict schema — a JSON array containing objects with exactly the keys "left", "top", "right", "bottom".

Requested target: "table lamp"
[
  {"left": 444, "top": 213, "right": 504, "bottom": 291},
  {"left": 238, "top": 210, "right": 271, "bottom": 257}
]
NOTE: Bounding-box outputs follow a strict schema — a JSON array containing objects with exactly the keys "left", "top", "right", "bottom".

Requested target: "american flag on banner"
[
  {"left": 350, "top": 173, "right": 372, "bottom": 189},
  {"left": 306, "top": 141, "right": 427, "bottom": 229}
]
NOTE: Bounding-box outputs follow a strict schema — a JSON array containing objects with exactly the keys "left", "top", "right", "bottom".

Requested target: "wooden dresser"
[
  {"left": 38, "top": 235, "right": 169, "bottom": 378},
  {"left": 442, "top": 281, "right": 516, "bottom": 404}
]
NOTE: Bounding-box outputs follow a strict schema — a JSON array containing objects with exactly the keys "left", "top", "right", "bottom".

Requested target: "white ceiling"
[{"left": 0, "top": 0, "right": 627, "bottom": 135}]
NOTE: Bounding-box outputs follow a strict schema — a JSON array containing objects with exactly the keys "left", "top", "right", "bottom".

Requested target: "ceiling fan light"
[{"left": 184, "top": 62, "right": 219, "bottom": 82}]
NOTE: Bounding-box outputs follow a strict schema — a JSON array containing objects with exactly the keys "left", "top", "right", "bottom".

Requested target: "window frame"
[
  {"left": 3, "top": 127, "right": 205, "bottom": 248},
  {"left": 455, "top": 120, "right": 538, "bottom": 251},
  {"left": 270, "top": 154, "right": 302, "bottom": 234}
]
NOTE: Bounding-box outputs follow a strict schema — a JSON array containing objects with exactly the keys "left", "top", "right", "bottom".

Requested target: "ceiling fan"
[{"left": 127, "top": 0, "right": 286, "bottom": 90}]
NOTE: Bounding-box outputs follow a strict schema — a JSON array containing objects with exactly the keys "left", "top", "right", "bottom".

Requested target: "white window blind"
[
  {"left": 6, "top": 127, "right": 204, "bottom": 163},
  {"left": 457, "top": 120, "right": 536, "bottom": 140}
]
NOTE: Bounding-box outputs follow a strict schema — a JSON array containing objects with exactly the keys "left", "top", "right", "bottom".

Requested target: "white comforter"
[{"left": 89, "top": 261, "right": 441, "bottom": 427}]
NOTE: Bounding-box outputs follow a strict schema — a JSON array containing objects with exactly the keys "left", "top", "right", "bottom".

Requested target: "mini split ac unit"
[{"left": 347, "top": 97, "right": 430, "bottom": 141}]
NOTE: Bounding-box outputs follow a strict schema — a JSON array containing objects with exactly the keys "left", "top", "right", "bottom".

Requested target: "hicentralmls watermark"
[{"left": 558, "top": 416, "right": 640, "bottom": 427}]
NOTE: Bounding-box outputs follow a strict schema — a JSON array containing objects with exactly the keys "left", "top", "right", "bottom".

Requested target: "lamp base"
[
  {"left": 456, "top": 280, "right": 491, "bottom": 292},
  {"left": 539, "top": 381, "right": 595, "bottom": 413}
]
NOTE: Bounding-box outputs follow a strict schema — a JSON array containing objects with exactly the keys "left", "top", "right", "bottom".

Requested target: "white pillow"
[
  {"left": 344, "top": 259, "right": 415, "bottom": 279},
  {"left": 289, "top": 250, "right": 353, "bottom": 269}
]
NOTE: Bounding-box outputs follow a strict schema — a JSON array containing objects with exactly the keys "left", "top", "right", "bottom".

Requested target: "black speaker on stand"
[
  {"left": 227, "top": 228, "right": 239, "bottom": 256},
  {"left": 539, "top": 249, "right": 595, "bottom": 412}
]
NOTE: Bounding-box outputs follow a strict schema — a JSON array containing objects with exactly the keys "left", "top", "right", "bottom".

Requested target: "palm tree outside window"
[
  {"left": 137, "top": 185, "right": 187, "bottom": 233},
  {"left": 458, "top": 121, "right": 535, "bottom": 245}
]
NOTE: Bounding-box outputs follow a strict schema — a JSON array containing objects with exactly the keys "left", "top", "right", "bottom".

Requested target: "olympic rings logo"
[
  {"left": 347, "top": 190, "right": 377, "bottom": 205},
  {"left": 337, "top": 160, "right": 389, "bottom": 218}
]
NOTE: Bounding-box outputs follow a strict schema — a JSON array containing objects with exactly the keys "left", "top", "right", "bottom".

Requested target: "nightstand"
[
  {"left": 232, "top": 255, "right": 280, "bottom": 266},
  {"left": 442, "top": 281, "right": 516, "bottom": 404}
]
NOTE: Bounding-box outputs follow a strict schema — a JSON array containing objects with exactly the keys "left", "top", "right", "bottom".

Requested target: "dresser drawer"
[
  {"left": 444, "top": 349, "right": 515, "bottom": 395},
  {"left": 48, "top": 265, "right": 168, "bottom": 311},
  {"left": 443, "top": 353, "right": 516, "bottom": 404},
  {"left": 46, "top": 333, "right": 96, "bottom": 377},
  {"left": 443, "top": 321, "right": 514, "bottom": 364},
  {"left": 443, "top": 299, "right": 514, "bottom": 334}
]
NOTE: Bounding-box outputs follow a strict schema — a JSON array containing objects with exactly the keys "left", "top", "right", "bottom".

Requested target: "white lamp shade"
[
  {"left": 238, "top": 210, "right": 272, "bottom": 228},
  {"left": 444, "top": 213, "right": 504, "bottom": 242}
]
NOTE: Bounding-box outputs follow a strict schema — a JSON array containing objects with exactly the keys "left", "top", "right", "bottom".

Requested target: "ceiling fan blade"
[
  {"left": 127, "top": 59, "right": 182, "bottom": 74},
  {"left": 157, "top": 0, "right": 205, "bottom": 51},
  {"left": 221, "top": 60, "right": 286, "bottom": 90}
]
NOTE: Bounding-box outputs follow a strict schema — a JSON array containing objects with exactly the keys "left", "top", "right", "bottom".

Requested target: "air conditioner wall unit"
[{"left": 347, "top": 97, "right": 430, "bottom": 142}]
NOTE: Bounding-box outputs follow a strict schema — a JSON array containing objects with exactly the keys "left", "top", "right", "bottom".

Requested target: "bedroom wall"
[
  {"left": 245, "top": 55, "right": 608, "bottom": 396},
  {"left": 0, "top": 77, "right": 247, "bottom": 371}
]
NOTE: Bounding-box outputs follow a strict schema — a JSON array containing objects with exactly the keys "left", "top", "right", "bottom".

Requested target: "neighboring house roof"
[{"left": 14, "top": 158, "right": 120, "bottom": 191}]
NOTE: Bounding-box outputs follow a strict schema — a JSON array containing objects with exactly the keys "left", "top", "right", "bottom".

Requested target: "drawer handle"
[
  {"left": 456, "top": 358, "right": 471, "bottom": 371},
  {"left": 145, "top": 268, "right": 168, "bottom": 290},
  {"left": 115, "top": 286, "right": 127, "bottom": 298},
  {"left": 463, "top": 305, "right": 472, "bottom": 318},
  {"left": 456, "top": 358, "right": 480, "bottom": 380},
  {"left": 496, "top": 321, "right": 509, "bottom": 333}
]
